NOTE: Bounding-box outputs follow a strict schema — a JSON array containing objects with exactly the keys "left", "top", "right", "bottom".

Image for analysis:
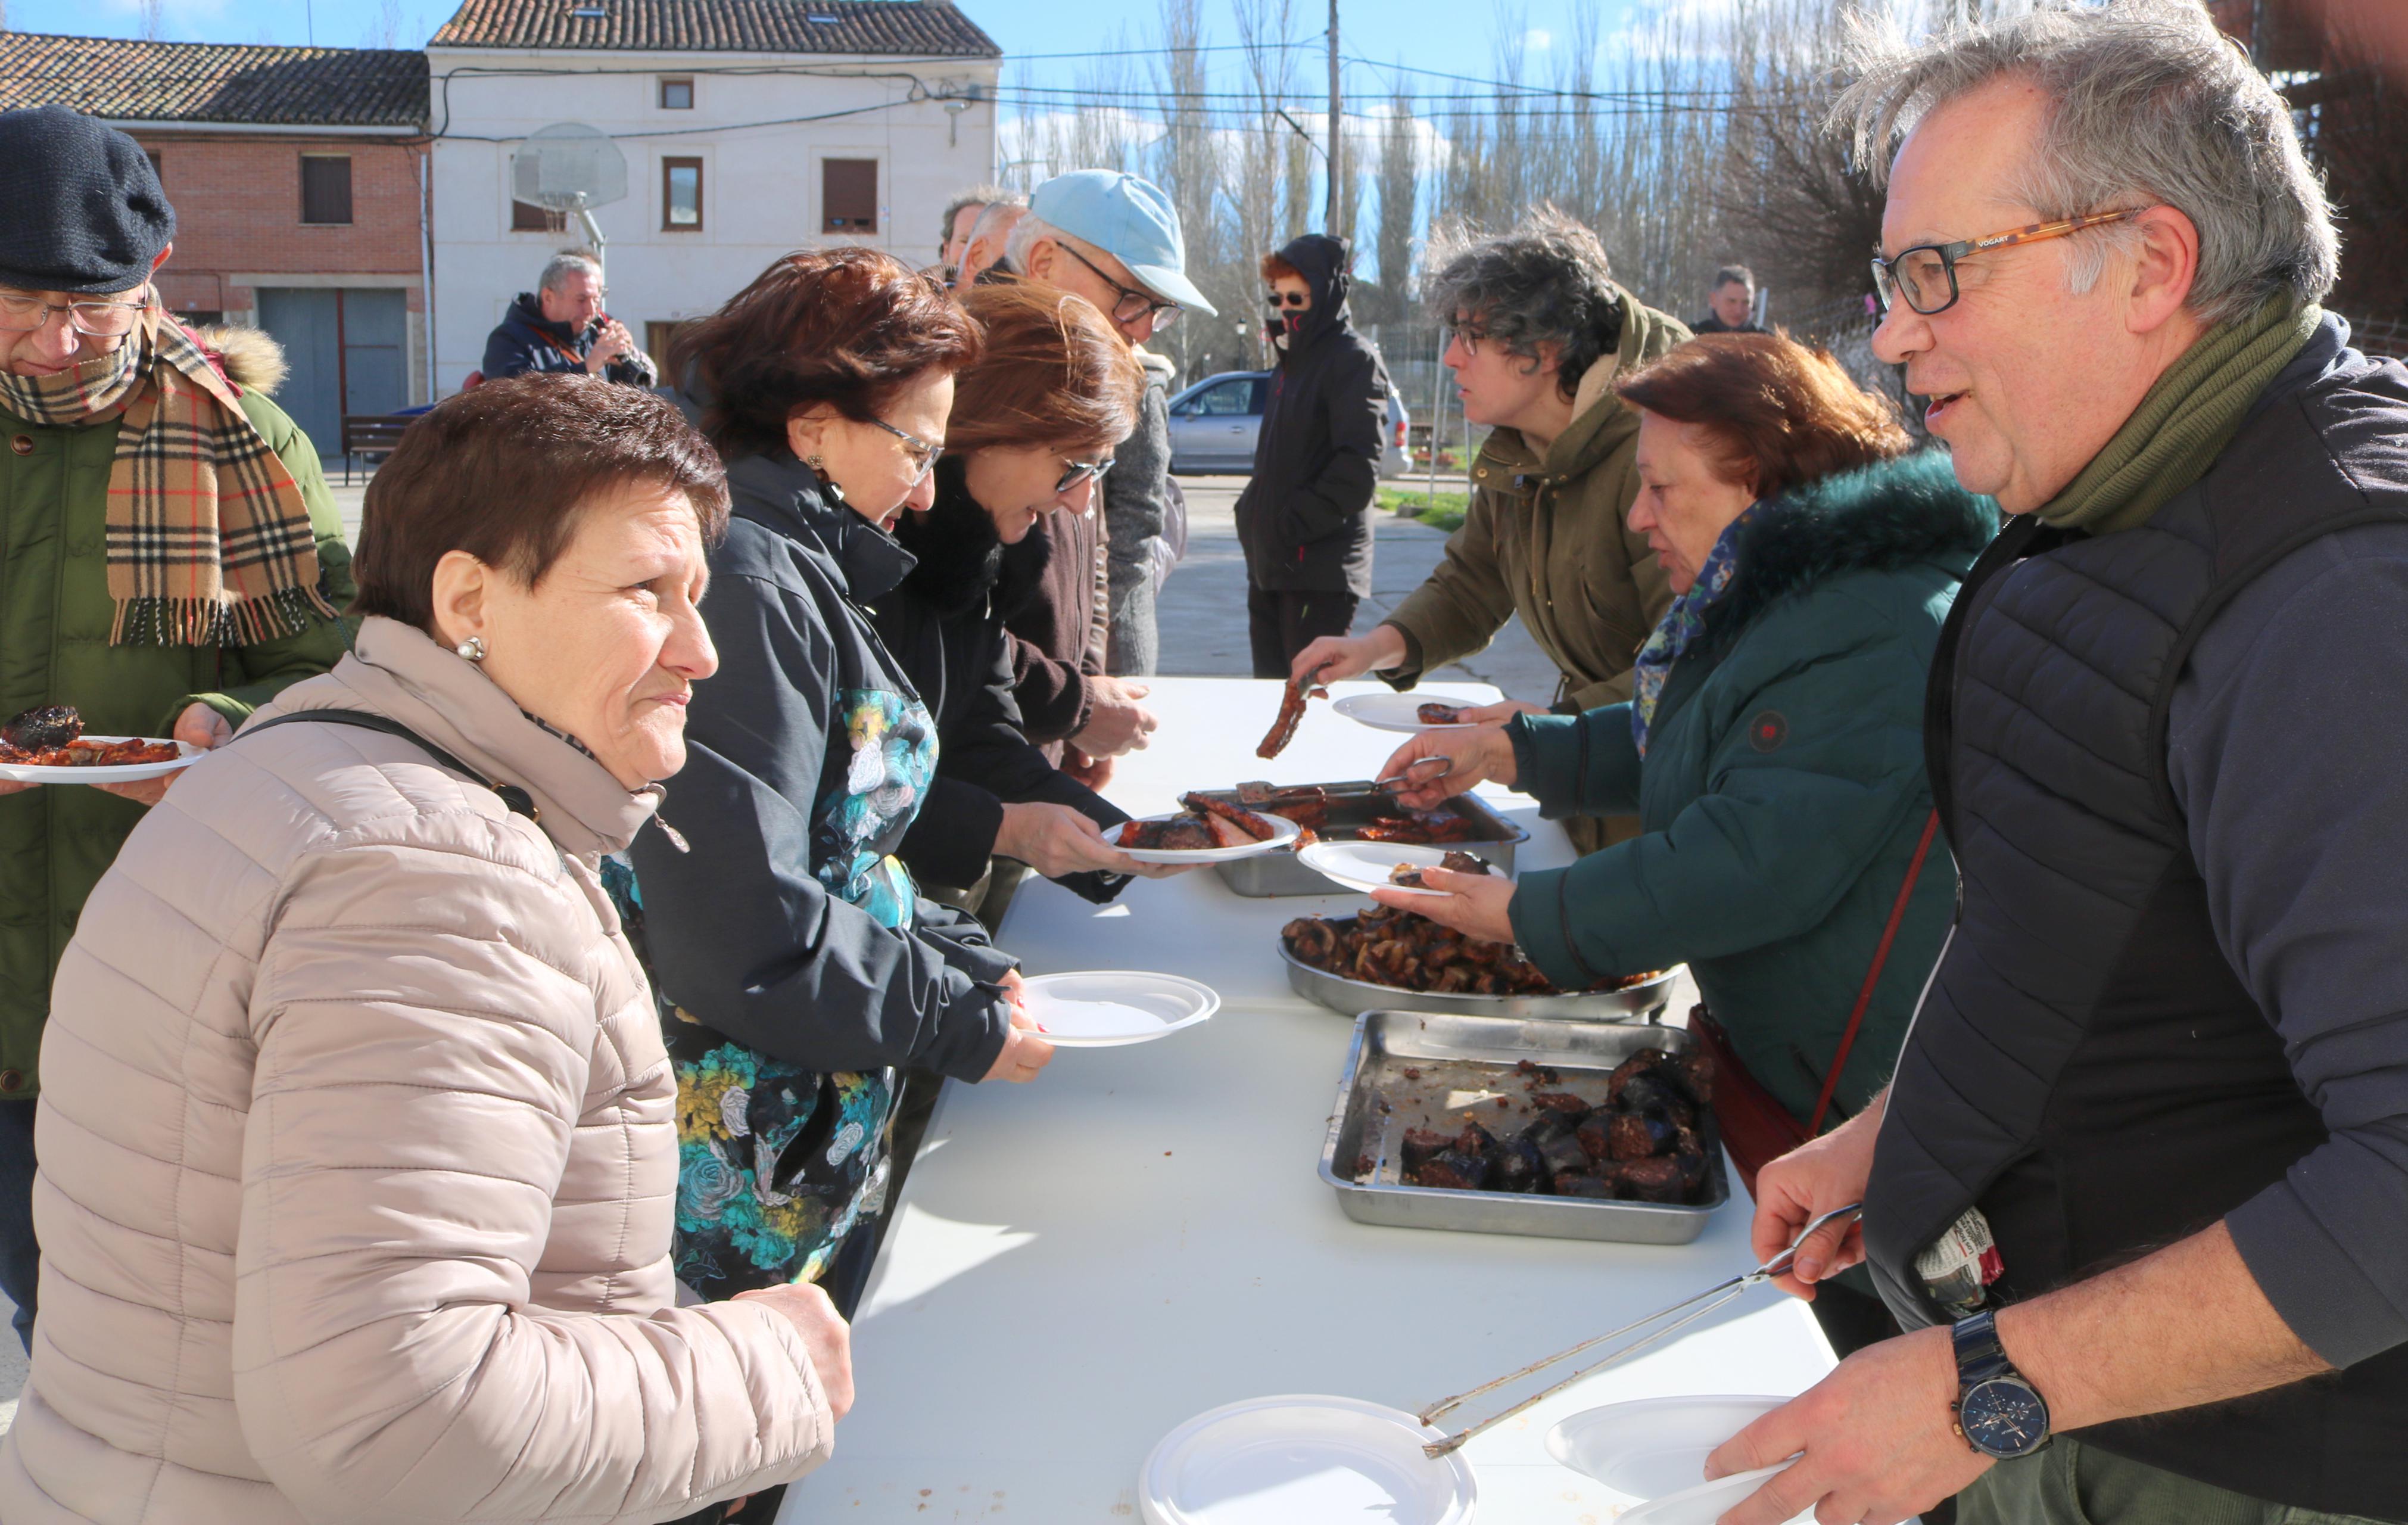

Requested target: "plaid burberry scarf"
[{"left": 0, "top": 297, "right": 337, "bottom": 646}]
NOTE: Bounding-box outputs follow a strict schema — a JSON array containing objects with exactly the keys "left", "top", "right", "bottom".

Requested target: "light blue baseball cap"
[{"left": 1029, "top": 169, "right": 1219, "bottom": 318}]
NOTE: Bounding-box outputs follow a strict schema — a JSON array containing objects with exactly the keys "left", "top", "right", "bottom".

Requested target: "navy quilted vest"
[{"left": 1866, "top": 340, "right": 2408, "bottom": 1516}]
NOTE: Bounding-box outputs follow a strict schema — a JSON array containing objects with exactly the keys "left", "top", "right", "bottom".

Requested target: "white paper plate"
[
  {"left": 1329, "top": 692, "right": 1488, "bottom": 735},
  {"left": 1296, "top": 841, "right": 1497, "bottom": 898},
  {"left": 1141, "top": 1395, "right": 1477, "bottom": 1525},
  {"left": 0, "top": 736, "right": 203, "bottom": 785},
  {"left": 1018, "top": 971, "right": 1220, "bottom": 1048},
  {"left": 1110, "top": 807, "right": 1303, "bottom": 864},
  {"left": 1546, "top": 1395, "right": 1803, "bottom": 1525},
  {"left": 1621, "top": 1465, "right": 1798, "bottom": 1525}
]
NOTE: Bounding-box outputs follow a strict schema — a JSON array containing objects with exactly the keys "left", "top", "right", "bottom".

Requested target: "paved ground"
[
  {"left": 1160, "top": 475, "right": 1560, "bottom": 696},
  {"left": 0, "top": 472, "right": 1557, "bottom": 1437}
]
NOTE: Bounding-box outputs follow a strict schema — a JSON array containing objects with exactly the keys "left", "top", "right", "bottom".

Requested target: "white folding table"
[{"left": 778, "top": 678, "right": 1837, "bottom": 1522}]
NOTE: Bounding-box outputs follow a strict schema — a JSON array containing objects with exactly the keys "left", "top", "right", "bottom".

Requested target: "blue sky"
[{"left": 5, "top": 0, "right": 1662, "bottom": 90}]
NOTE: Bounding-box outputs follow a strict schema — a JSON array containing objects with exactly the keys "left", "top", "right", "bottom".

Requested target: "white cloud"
[{"left": 1524, "top": 27, "right": 1554, "bottom": 49}]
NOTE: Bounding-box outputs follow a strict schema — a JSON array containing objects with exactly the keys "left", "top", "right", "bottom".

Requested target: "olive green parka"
[
  {"left": 1378, "top": 288, "right": 1688, "bottom": 851},
  {"left": 0, "top": 329, "right": 356, "bottom": 1095}
]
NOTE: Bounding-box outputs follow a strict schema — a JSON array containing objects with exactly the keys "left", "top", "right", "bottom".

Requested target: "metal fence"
[{"left": 2344, "top": 313, "right": 2408, "bottom": 361}]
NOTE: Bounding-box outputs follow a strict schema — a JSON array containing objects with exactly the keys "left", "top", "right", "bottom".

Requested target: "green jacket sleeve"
[
  {"left": 1381, "top": 484, "right": 1518, "bottom": 681},
  {"left": 1508, "top": 707, "right": 1644, "bottom": 819},
  {"left": 1507, "top": 588, "right": 1931, "bottom": 986},
  {"left": 172, "top": 395, "right": 359, "bottom": 731}
]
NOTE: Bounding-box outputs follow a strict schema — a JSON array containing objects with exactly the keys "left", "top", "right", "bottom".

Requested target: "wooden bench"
[{"left": 339, "top": 414, "right": 416, "bottom": 484}]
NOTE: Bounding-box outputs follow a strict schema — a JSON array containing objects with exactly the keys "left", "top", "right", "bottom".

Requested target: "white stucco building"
[{"left": 426, "top": 0, "right": 999, "bottom": 393}]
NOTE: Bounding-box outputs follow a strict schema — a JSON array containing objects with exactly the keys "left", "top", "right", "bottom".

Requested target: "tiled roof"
[
  {"left": 0, "top": 33, "right": 428, "bottom": 127},
  {"left": 431, "top": 0, "right": 1001, "bottom": 57}
]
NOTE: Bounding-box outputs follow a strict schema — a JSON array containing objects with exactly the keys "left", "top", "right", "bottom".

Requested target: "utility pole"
[{"left": 1325, "top": 0, "right": 1342, "bottom": 236}]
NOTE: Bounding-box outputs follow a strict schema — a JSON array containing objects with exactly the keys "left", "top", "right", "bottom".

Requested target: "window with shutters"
[
  {"left": 300, "top": 154, "right": 353, "bottom": 225},
  {"left": 822, "top": 158, "right": 878, "bottom": 235},
  {"left": 663, "top": 157, "right": 703, "bottom": 231},
  {"left": 659, "top": 77, "right": 694, "bottom": 109},
  {"left": 511, "top": 199, "right": 568, "bottom": 233}
]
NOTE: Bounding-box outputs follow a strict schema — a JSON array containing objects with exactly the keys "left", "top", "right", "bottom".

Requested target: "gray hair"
[
  {"left": 537, "top": 250, "right": 603, "bottom": 295},
  {"left": 1423, "top": 206, "right": 1622, "bottom": 400},
  {"left": 940, "top": 183, "right": 1018, "bottom": 248},
  {"left": 967, "top": 198, "right": 1026, "bottom": 250},
  {"left": 1834, "top": 0, "right": 2337, "bottom": 325},
  {"left": 1713, "top": 264, "right": 1755, "bottom": 292},
  {"left": 1001, "top": 210, "right": 1060, "bottom": 276}
]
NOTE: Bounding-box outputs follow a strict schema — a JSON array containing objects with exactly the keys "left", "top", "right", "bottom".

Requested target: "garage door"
[{"left": 255, "top": 288, "right": 409, "bottom": 459}]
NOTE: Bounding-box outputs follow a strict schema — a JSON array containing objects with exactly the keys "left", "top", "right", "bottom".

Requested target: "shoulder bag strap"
[
  {"left": 1805, "top": 808, "right": 1942, "bottom": 1136},
  {"left": 239, "top": 709, "right": 537, "bottom": 819}
]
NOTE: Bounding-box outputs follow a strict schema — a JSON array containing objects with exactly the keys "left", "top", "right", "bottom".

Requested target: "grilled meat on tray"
[
  {"left": 1283, "top": 906, "right": 1661, "bottom": 999},
  {"left": 1364, "top": 1046, "right": 1719, "bottom": 1206}
]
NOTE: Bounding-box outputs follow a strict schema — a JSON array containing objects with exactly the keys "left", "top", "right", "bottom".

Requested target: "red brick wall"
[{"left": 130, "top": 133, "right": 427, "bottom": 316}]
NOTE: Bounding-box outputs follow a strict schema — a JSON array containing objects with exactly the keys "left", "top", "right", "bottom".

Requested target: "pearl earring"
[{"left": 455, "top": 635, "right": 486, "bottom": 662}]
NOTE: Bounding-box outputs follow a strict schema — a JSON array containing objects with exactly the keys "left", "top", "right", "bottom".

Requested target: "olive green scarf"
[{"left": 2036, "top": 297, "right": 2322, "bottom": 537}]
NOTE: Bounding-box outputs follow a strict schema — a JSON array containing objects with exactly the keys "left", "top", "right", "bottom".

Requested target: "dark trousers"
[
  {"left": 1247, "top": 585, "right": 1360, "bottom": 680},
  {"left": 1, "top": 1098, "right": 36, "bottom": 1352}
]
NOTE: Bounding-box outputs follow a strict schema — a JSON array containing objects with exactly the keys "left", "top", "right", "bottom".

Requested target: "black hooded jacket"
[
  {"left": 1234, "top": 234, "right": 1390, "bottom": 597},
  {"left": 626, "top": 409, "right": 1017, "bottom": 1086},
  {"left": 870, "top": 460, "right": 1132, "bottom": 905},
  {"left": 480, "top": 291, "right": 658, "bottom": 387}
]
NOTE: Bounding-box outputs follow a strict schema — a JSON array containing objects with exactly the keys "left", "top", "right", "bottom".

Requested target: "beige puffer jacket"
[{"left": 0, "top": 617, "right": 836, "bottom": 1524}]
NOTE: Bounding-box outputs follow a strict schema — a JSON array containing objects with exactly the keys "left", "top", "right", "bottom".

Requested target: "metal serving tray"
[
  {"left": 1205, "top": 785, "right": 1531, "bottom": 898},
  {"left": 1281, "top": 921, "right": 1680, "bottom": 1023},
  {"left": 1319, "top": 1010, "right": 1726, "bottom": 1244}
]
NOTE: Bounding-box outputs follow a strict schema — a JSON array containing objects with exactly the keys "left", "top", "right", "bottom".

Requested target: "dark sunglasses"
[
  {"left": 1055, "top": 456, "right": 1112, "bottom": 494},
  {"left": 1267, "top": 290, "right": 1310, "bottom": 309}
]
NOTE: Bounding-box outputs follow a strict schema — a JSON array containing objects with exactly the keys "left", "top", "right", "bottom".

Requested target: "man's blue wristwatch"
[{"left": 1951, "top": 1310, "right": 2052, "bottom": 1459}]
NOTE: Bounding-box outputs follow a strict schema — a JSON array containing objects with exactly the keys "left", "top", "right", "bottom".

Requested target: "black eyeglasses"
[
  {"left": 1058, "top": 243, "right": 1182, "bottom": 331},
  {"left": 1267, "top": 290, "right": 1310, "bottom": 309},
  {"left": 1441, "top": 321, "right": 1491, "bottom": 359},
  {"left": 1871, "top": 208, "right": 2150, "bottom": 316},
  {"left": 867, "top": 416, "right": 944, "bottom": 483},
  {"left": 1055, "top": 456, "right": 1112, "bottom": 494}
]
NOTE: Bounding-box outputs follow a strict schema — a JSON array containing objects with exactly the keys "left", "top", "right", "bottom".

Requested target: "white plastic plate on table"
[
  {"left": 1140, "top": 1394, "right": 1477, "bottom": 1525},
  {"left": 0, "top": 736, "right": 202, "bottom": 786},
  {"left": 1330, "top": 692, "right": 1487, "bottom": 735},
  {"left": 1297, "top": 841, "right": 1499, "bottom": 899},
  {"left": 1546, "top": 1395, "right": 1805, "bottom": 1525},
  {"left": 1110, "top": 808, "right": 1303, "bottom": 864},
  {"left": 1018, "top": 971, "right": 1220, "bottom": 1048}
]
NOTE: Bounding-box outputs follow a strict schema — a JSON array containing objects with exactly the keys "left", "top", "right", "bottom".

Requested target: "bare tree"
[
  {"left": 1365, "top": 83, "right": 1420, "bottom": 321},
  {"left": 138, "top": 0, "right": 164, "bottom": 42}
]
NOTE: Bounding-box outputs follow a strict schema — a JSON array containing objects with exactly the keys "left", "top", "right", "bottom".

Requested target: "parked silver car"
[{"left": 1166, "top": 369, "right": 1410, "bottom": 478}]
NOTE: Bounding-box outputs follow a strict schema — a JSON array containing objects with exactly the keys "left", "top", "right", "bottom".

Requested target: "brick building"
[{"left": 0, "top": 34, "right": 432, "bottom": 452}]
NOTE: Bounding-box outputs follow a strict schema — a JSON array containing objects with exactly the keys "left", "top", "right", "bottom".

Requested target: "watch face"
[{"left": 1961, "top": 1378, "right": 2049, "bottom": 1458}]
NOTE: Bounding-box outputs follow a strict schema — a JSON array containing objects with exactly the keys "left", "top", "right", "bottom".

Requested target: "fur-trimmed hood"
[
  {"left": 189, "top": 323, "right": 288, "bottom": 396},
  {"left": 1699, "top": 450, "right": 1998, "bottom": 655}
]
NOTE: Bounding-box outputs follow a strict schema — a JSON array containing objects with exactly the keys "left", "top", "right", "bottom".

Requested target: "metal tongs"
[
  {"left": 1374, "top": 755, "right": 1455, "bottom": 796},
  {"left": 1415, "top": 1202, "right": 1864, "bottom": 1458}
]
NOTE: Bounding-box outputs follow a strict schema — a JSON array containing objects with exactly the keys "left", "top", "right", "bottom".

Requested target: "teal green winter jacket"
[
  {"left": 1505, "top": 453, "right": 1995, "bottom": 1126},
  {"left": 0, "top": 344, "right": 356, "bottom": 1097}
]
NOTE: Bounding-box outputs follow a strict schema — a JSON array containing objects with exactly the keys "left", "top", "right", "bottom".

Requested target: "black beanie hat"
[{"left": 0, "top": 104, "right": 177, "bottom": 295}]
